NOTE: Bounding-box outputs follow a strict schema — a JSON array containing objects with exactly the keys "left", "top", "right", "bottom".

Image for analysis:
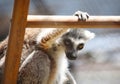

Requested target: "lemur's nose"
[
  {"left": 72, "top": 52, "right": 76, "bottom": 57},
  {"left": 66, "top": 52, "right": 77, "bottom": 60}
]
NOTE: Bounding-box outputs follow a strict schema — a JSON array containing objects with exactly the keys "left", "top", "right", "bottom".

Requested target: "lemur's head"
[{"left": 61, "top": 29, "right": 95, "bottom": 60}]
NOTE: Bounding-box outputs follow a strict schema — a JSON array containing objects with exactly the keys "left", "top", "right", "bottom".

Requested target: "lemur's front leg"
[{"left": 66, "top": 11, "right": 89, "bottom": 84}]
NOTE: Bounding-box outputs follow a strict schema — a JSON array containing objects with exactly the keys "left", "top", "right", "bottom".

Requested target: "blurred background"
[{"left": 0, "top": 0, "right": 120, "bottom": 84}]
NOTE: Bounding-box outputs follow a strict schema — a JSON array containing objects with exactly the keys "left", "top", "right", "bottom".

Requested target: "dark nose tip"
[
  {"left": 66, "top": 52, "right": 77, "bottom": 60},
  {"left": 71, "top": 52, "right": 76, "bottom": 57}
]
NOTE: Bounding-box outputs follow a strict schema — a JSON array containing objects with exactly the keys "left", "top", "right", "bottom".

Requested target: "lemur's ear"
[{"left": 84, "top": 30, "right": 95, "bottom": 41}]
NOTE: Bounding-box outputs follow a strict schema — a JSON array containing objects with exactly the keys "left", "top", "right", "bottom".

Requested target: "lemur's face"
[
  {"left": 62, "top": 29, "right": 95, "bottom": 60},
  {"left": 63, "top": 38, "right": 85, "bottom": 60}
]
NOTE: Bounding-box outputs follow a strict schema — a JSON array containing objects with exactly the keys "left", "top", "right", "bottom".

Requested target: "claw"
[{"left": 74, "top": 11, "right": 89, "bottom": 21}]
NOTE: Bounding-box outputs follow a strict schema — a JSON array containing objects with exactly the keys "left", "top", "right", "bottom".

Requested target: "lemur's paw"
[{"left": 74, "top": 11, "right": 89, "bottom": 21}]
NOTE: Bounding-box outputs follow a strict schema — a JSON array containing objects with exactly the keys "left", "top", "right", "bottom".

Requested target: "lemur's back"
[{"left": 0, "top": 11, "right": 95, "bottom": 84}]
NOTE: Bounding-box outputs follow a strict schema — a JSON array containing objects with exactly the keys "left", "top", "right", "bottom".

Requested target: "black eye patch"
[
  {"left": 78, "top": 36, "right": 82, "bottom": 39},
  {"left": 63, "top": 39, "right": 72, "bottom": 47},
  {"left": 77, "top": 43, "right": 84, "bottom": 50}
]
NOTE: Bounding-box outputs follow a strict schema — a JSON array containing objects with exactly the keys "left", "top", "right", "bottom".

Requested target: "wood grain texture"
[
  {"left": 27, "top": 15, "right": 120, "bottom": 28},
  {"left": 2, "top": 0, "right": 30, "bottom": 84}
]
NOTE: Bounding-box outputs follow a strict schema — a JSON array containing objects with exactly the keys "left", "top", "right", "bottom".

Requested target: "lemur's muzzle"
[{"left": 66, "top": 51, "right": 77, "bottom": 60}]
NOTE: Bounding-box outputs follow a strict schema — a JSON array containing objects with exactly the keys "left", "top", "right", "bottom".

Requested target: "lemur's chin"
[
  {"left": 67, "top": 56, "right": 77, "bottom": 60},
  {"left": 66, "top": 54, "right": 77, "bottom": 60}
]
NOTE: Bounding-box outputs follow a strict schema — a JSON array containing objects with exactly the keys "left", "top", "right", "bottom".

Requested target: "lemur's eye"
[
  {"left": 64, "top": 39, "right": 72, "bottom": 46},
  {"left": 77, "top": 43, "right": 84, "bottom": 50}
]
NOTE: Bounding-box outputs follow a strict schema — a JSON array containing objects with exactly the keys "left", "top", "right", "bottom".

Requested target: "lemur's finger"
[
  {"left": 85, "top": 12, "right": 89, "bottom": 19},
  {"left": 81, "top": 12, "right": 89, "bottom": 20}
]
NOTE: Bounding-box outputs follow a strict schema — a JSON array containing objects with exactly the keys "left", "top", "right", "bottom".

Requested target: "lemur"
[{"left": 17, "top": 11, "right": 95, "bottom": 84}]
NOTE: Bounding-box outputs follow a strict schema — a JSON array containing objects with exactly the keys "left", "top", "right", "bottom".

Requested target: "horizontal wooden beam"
[{"left": 27, "top": 15, "right": 120, "bottom": 28}]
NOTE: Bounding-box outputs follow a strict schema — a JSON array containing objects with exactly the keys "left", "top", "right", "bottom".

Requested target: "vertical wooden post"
[{"left": 2, "top": 0, "right": 30, "bottom": 84}]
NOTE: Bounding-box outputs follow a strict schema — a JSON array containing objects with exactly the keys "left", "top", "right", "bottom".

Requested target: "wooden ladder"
[{"left": 2, "top": 0, "right": 120, "bottom": 84}]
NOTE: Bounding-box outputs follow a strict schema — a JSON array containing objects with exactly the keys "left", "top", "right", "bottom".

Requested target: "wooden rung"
[{"left": 27, "top": 15, "right": 120, "bottom": 28}]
